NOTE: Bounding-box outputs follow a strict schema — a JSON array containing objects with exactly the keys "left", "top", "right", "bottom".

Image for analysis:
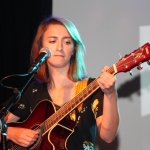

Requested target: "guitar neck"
[{"left": 41, "top": 65, "right": 116, "bottom": 133}]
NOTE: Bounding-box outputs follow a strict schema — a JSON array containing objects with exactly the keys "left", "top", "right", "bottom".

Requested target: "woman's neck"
[{"left": 48, "top": 66, "right": 73, "bottom": 89}]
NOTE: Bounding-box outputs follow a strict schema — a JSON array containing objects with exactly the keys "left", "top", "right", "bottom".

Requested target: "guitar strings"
[{"left": 10, "top": 66, "right": 115, "bottom": 150}]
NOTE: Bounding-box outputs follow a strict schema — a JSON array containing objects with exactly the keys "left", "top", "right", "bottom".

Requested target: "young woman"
[{"left": 2, "top": 16, "right": 119, "bottom": 150}]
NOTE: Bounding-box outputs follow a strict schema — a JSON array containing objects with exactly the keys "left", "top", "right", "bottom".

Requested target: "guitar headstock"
[{"left": 115, "top": 43, "right": 150, "bottom": 74}]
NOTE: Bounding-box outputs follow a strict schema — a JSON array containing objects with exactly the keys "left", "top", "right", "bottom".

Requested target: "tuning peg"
[
  {"left": 119, "top": 53, "right": 122, "bottom": 59},
  {"left": 147, "top": 60, "right": 150, "bottom": 65},
  {"left": 137, "top": 64, "right": 143, "bottom": 70},
  {"left": 129, "top": 70, "right": 133, "bottom": 76}
]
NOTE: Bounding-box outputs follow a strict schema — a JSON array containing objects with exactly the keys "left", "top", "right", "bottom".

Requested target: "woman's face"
[{"left": 42, "top": 24, "right": 74, "bottom": 69}]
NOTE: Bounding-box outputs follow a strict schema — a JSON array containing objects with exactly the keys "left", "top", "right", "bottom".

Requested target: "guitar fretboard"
[{"left": 41, "top": 65, "right": 115, "bottom": 134}]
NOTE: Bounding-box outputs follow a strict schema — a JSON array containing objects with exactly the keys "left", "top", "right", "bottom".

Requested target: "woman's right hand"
[{"left": 7, "top": 127, "right": 39, "bottom": 147}]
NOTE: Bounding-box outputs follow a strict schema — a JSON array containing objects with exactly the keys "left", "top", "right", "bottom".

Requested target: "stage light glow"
[{"left": 140, "top": 25, "right": 150, "bottom": 117}]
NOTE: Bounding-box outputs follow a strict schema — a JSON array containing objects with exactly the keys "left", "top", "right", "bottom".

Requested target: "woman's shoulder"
[
  {"left": 23, "top": 80, "right": 47, "bottom": 94},
  {"left": 87, "top": 77, "right": 96, "bottom": 84}
]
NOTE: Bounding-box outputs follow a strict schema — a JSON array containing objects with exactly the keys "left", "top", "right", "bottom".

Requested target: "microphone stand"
[{"left": 0, "top": 72, "right": 35, "bottom": 150}]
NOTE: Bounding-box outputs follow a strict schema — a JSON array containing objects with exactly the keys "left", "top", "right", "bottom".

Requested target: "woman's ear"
[
  {"left": 71, "top": 49, "right": 74, "bottom": 55},
  {"left": 72, "top": 44, "right": 76, "bottom": 55}
]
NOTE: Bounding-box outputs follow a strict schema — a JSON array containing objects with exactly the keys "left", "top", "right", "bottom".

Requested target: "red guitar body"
[{"left": 5, "top": 100, "right": 76, "bottom": 150}]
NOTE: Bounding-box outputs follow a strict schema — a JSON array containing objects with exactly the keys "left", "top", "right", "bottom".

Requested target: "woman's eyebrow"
[
  {"left": 47, "top": 36, "right": 71, "bottom": 38},
  {"left": 48, "top": 36, "right": 57, "bottom": 38},
  {"left": 48, "top": 36, "right": 72, "bottom": 40}
]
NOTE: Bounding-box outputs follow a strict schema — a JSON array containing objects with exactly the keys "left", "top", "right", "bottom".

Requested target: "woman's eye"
[
  {"left": 49, "top": 41, "right": 55, "bottom": 43},
  {"left": 66, "top": 41, "right": 71, "bottom": 44},
  {"left": 64, "top": 40, "right": 72, "bottom": 45}
]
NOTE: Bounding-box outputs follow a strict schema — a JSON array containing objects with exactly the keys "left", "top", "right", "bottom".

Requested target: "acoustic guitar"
[{"left": 2, "top": 43, "right": 150, "bottom": 150}]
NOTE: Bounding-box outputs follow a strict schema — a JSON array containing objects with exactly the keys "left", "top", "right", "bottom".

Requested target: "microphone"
[{"left": 28, "top": 47, "right": 51, "bottom": 74}]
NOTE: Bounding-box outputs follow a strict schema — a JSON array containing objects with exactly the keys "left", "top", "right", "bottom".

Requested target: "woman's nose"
[{"left": 57, "top": 41, "right": 63, "bottom": 51}]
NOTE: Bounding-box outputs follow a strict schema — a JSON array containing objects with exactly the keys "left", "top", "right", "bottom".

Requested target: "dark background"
[{"left": 0, "top": 0, "right": 52, "bottom": 104}]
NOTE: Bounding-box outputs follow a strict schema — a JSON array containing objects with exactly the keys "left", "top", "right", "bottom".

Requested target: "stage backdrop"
[
  {"left": 0, "top": 0, "right": 52, "bottom": 103},
  {"left": 53, "top": 1, "right": 150, "bottom": 150}
]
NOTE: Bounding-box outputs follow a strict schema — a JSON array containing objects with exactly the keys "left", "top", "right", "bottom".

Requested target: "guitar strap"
[
  {"left": 75, "top": 79, "right": 88, "bottom": 112},
  {"left": 69, "top": 79, "right": 88, "bottom": 121}
]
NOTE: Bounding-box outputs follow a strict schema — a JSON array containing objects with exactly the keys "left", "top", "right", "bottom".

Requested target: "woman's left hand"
[{"left": 97, "top": 66, "right": 116, "bottom": 95}]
